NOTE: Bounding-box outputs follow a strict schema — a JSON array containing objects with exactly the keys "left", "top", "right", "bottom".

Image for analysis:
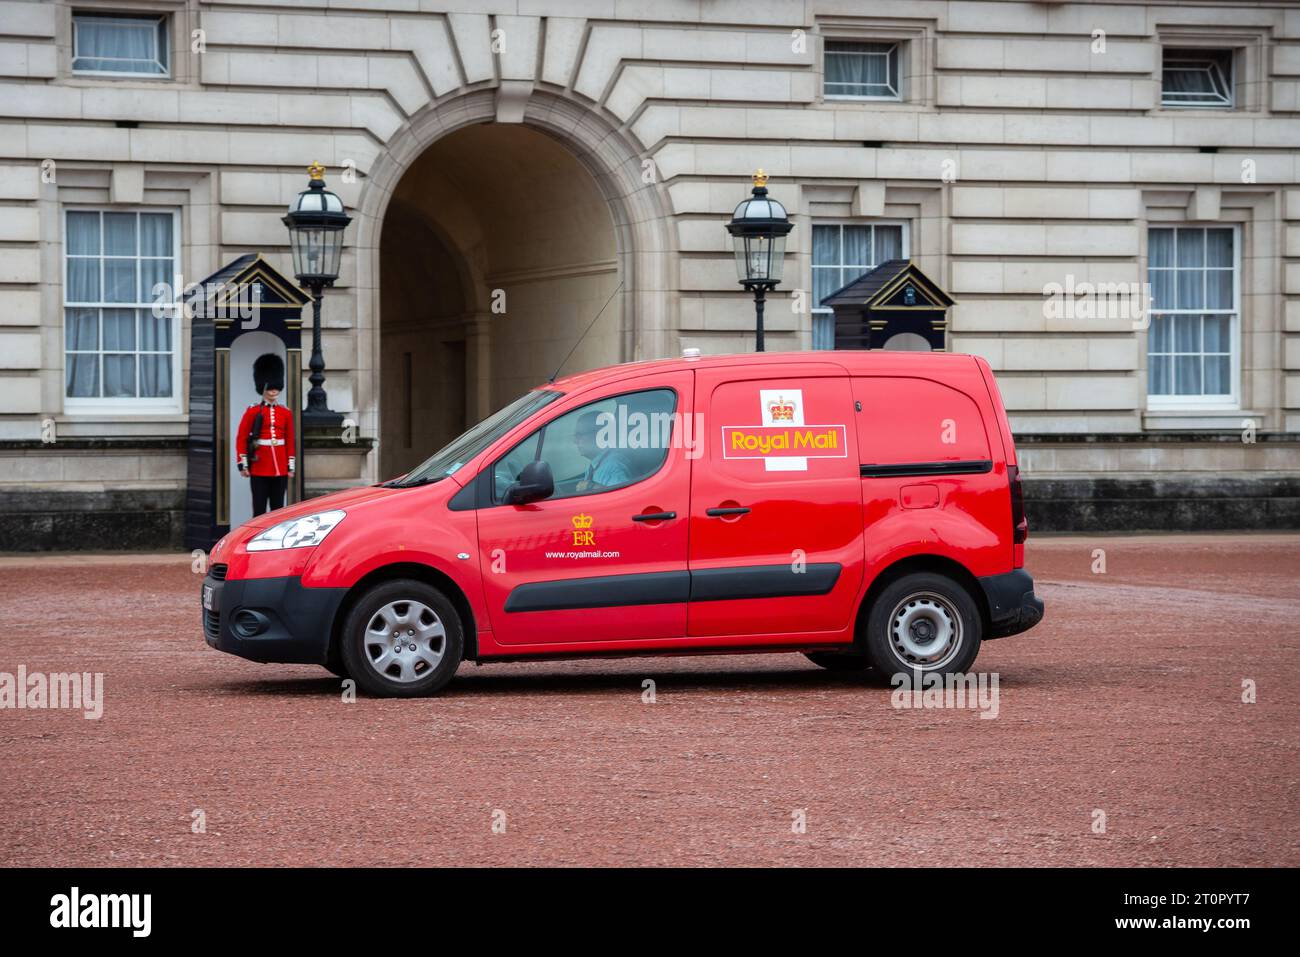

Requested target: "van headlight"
[{"left": 246, "top": 510, "right": 346, "bottom": 551}]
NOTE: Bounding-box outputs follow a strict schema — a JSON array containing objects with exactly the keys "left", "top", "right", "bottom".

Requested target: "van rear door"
[
  {"left": 687, "top": 365, "right": 863, "bottom": 642},
  {"left": 851, "top": 363, "right": 1010, "bottom": 579}
]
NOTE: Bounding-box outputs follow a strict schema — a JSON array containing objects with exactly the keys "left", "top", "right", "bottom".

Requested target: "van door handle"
[
  {"left": 632, "top": 511, "right": 676, "bottom": 522},
  {"left": 706, "top": 506, "right": 750, "bottom": 517}
]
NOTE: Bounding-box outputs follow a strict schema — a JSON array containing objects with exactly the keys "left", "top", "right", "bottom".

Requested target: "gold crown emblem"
[
  {"left": 767, "top": 396, "right": 795, "bottom": 421},
  {"left": 752, "top": 168, "right": 769, "bottom": 188},
  {"left": 571, "top": 512, "right": 594, "bottom": 529},
  {"left": 308, "top": 162, "right": 326, "bottom": 180}
]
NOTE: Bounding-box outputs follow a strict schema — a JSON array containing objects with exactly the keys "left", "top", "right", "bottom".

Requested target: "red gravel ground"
[{"left": 1, "top": 534, "right": 1297, "bottom": 867}]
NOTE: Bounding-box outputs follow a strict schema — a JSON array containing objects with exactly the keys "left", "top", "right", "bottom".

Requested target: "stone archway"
[
  {"left": 377, "top": 199, "right": 475, "bottom": 479},
  {"left": 355, "top": 89, "right": 676, "bottom": 482}
]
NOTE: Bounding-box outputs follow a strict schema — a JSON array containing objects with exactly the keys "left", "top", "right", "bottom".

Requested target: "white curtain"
[
  {"left": 64, "top": 210, "right": 175, "bottom": 399},
  {"left": 140, "top": 213, "right": 171, "bottom": 256},
  {"left": 65, "top": 213, "right": 101, "bottom": 398},
  {"left": 812, "top": 314, "right": 835, "bottom": 351},
  {"left": 826, "top": 43, "right": 894, "bottom": 96},
  {"left": 74, "top": 16, "right": 164, "bottom": 74},
  {"left": 1162, "top": 59, "right": 1228, "bottom": 103},
  {"left": 141, "top": 213, "right": 173, "bottom": 305},
  {"left": 66, "top": 212, "right": 100, "bottom": 303},
  {"left": 1203, "top": 316, "right": 1229, "bottom": 394},
  {"left": 842, "top": 225, "right": 871, "bottom": 269},
  {"left": 139, "top": 309, "right": 171, "bottom": 397},
  {"left": 812, "top": 226, "right": 839, "bottom": 311},
  {"left": 1148, "top": 227, "right": 1234, "bottom": 396},
  {"left": 102, "top": 309, "right": 135, "bottom": 397},
  {"left": 812, "top": 223, "right": 908, "bottom": 350},
  {"left": 65, "top": 309, "right": 98, "bottom": 397},
  {"left": 1163, "top": 67, "right": 1212, "bottom": 97},
  {"left": 876, "top": 225, "right": 904, "bottom": 261}
]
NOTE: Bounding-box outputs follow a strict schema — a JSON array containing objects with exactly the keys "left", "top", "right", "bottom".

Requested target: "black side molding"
[
  {"left": 505, "top": 570, "right": 690, "bottom": 612},
  {"left": 860, "top": 459, "right": 993, "bottom": 479},
  {"left": 689, "top": 563, "right": 841, "bottom": 602},
  {"left": 504, "top": 563, "right": 842, "bottom": 612}
]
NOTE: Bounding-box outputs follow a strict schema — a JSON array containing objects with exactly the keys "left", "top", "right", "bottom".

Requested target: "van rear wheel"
[
  {"left": 340, "top": 579, "right": 463, "bottom": 697},
  {"left": 863, "top": 572, "right": 981, "bottom": 678}
]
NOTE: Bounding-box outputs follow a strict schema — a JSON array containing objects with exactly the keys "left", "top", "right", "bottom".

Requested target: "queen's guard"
[{"left": 236, "top": 353, "right": 296, "bottom": 516}]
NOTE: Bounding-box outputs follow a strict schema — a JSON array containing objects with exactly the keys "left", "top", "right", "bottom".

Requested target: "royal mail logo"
[
  {"left": 571, "top": 512, "right": 596, "bottom": 546},
  {"left": 725, "top": 426, "right": 845, "bottom": 456},
  {"left": 722, "top": 388, "right": 847, "bottom": 472}
]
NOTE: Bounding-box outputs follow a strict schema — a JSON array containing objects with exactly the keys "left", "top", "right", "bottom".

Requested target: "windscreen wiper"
[{"left": 389, "top": 475, "right": 442, "bottom": 489}]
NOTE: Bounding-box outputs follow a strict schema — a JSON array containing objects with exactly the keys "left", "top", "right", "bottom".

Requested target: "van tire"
[
  {"left": 340, "top": 579, "right": 463, "bottom": 698},
  {"left": 862, "top": 572, "right": 981, "bottom": 679},
  {"left": 804, "top": 651, "right": 872, "bottom": 672}
]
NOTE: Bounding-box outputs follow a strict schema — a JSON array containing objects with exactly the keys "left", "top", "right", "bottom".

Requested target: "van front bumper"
[
  {"left": 978, "top": 568, "right": 1045, "bottom": 639},
  {"left": 202, "top": 572, "right": 345, "bottom": 664}
]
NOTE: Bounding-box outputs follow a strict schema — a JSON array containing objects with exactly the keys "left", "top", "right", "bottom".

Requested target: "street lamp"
[
  {"left": 725, "top": 169, "right": 792, "bottom": 352},
  {"left": 283, "top": 162, "right": 351, "bottom": 427}
]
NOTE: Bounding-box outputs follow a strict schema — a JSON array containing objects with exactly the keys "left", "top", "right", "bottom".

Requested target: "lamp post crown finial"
[
  {"left": 752, "top": 169, "right": 769, "bottom": 188},
  {"left": 308, "top": 162, "right": 326, "bottom": 181}
]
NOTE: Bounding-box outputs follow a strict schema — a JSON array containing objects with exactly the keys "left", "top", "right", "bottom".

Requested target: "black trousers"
[{"left": 250, "top": 475, "right": 288, "bottom": 517}]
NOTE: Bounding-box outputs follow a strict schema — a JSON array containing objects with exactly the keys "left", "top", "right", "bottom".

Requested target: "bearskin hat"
[{"left": 253, "top": 352, "right": 285, "bottom": 393}]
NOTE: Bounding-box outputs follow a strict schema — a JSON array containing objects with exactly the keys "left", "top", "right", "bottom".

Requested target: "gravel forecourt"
[{"left": 1, "top": 534, "right": 1297, "bottom": 867}]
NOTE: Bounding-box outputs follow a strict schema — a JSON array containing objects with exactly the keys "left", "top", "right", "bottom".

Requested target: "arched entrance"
[
  {"left": 362, "top": 90, "right": 674, "bottom": 482},
  {"left": 378, "top": 201, "right": 472, "bottom": 479}
]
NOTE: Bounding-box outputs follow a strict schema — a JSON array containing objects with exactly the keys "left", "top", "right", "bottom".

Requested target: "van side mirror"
[{"left": 503, "top": 459, "right": 554, "bottom": 505}]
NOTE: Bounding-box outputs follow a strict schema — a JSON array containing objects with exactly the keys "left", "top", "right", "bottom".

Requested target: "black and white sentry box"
[
  {"left": 823, "top": 259, "right": 956, "bottom": 352},
  {"left": 183, "top": 254, "right": 311, "bottom": 550}
]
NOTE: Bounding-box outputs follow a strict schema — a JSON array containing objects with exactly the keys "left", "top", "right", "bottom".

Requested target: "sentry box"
[{"left": 203, "top": 350, "right": 1044, "bottom": 697}]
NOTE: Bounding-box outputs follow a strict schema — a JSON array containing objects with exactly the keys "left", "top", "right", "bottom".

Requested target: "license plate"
[{"left": 202, "top": 584, "right": 214, "bottom": 611}]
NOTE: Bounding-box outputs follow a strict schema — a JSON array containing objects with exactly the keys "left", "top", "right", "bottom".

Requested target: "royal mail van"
[{"left": 202, "top": 350, "right": 1044, "bottom": 697}]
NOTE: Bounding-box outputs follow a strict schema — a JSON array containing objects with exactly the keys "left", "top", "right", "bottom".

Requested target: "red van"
[{"left": 203, "top": 351, "right": 1043, "bottom": 696}]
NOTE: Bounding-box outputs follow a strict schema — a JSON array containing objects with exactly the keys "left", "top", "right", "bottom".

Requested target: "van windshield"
[{"left": 387, "top": 389, "right": 562, "bottom": 487}]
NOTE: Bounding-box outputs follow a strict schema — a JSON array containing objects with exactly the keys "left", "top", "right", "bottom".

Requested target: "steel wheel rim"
[
  {"left": 363, "top": 599, "right": 446, "bottom": 683},
  {"left": 888, "top": 591, "right": 962, "bottom": 670}
]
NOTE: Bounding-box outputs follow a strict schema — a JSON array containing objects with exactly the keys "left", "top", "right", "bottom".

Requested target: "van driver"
[{"left": 573, "top": 410, "right": 633, "bottom": 492}]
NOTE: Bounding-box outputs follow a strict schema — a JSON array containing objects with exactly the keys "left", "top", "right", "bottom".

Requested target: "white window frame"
[
  {"left": 1145, "top": 224, "right": 1241, "bottom": 411},
  {"left": 1160, "top": 48, "right": 1234, "bottom": 109},
  {"left": 63, "top": 206, "right": 183, "bottom": 415},
  {"left": 72, "top": 12, "right": 170, "bottom": 79},
  {"left": 811, "top": 220, "right": 911, "bottom": 315},
  {"left": 810, "top": 219, "right": 910, "bottom": 351},
  {"left": 823, "top": 40, "right": 902, "bottom": 102}
]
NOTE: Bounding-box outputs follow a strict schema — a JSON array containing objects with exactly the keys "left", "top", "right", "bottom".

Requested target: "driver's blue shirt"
[{"left": 583, "top": 450, "right": 633, "bottom": 489}]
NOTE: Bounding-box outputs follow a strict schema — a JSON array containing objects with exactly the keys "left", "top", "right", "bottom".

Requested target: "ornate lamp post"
[
  {"left": 283, "top": 163, "right": 351, "bottom": 427},
  {"left": 725, "top": 169, "right": 793, "bottom": 352}
]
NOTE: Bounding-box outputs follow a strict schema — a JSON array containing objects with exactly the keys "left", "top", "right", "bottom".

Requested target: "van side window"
[{"left": 491, "top": 388, "right": 677, "bottom": 503}]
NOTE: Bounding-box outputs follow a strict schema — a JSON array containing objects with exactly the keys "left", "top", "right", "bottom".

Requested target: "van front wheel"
[
  {"left": 863, "top": 572, "right": 981, "bottom": 678},
  {"left": 340, "top": 579, "right": 463, "bottom": 697}
]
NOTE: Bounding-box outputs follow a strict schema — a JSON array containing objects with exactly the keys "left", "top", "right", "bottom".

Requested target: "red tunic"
[{"left": 235, "top": 402, "right": 295, "bottom": 477}]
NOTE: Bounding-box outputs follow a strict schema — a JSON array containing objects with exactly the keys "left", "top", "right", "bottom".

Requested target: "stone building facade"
[{"left": 0, "top": 0, "right": 1297, "bottom": 548}]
